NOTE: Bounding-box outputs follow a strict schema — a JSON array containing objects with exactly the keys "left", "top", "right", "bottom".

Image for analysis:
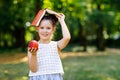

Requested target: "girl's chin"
[
  {"left": 41, "top": 37, "right": 49, "bottom": 40},
  {"left": 40, "top": 36, "right": 51, "bottom": 40}
]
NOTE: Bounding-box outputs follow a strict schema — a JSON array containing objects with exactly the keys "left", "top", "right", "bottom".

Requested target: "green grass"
[
  {"left": 0, "top": 50, "right": 120, "bottom": 80},
  {"left": 63, "top": 54, "right": 120, "bottom": 80},
  {"left": 0, "top": 62, "right": 28, "bottom": 80}
]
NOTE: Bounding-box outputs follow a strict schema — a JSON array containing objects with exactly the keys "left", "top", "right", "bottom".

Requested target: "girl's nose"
[{"left": 43, "top": 29, "right": 47, "bottom": 32}]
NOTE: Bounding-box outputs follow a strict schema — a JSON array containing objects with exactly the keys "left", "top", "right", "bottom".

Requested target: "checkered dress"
[{"left": 29, "top": 41, "right": 64, "bottom": 76}]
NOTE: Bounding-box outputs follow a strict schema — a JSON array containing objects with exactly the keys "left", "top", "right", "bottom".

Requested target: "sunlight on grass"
[
  {"left": 0, "top": 48, "right": 120, "bottom": 80},
  {"left": 62, "top": 53, "right": 120, "bottom": 80},
  {"left": 0, "top": 62, "right": 29, "bottom": 80},
  {"left": 14, "top": 76, "right": 28, "bottom": 80}
]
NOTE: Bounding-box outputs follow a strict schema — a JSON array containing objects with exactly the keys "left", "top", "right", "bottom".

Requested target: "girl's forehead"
[{"left": 40, "top": 20, "right": 52, "bottom": 26}]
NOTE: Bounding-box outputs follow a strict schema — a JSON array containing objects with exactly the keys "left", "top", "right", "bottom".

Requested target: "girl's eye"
[
  {"left": 40, "top": 26, "right": 51, "bottom": 30},
  {"left": 40, "top": 27, "right": 44, "bottom": 29},
  {"left": 47, "top": 27, "right": 51, "bottom": 29}
]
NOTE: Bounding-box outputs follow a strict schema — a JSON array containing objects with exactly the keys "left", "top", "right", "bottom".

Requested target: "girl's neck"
[{"left": 39, "top": 39, "right": 51, "bottom": 44}]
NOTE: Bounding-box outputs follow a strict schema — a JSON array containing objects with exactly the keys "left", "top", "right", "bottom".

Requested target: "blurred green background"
[
  {"left": 0, "top": 0, "right": 120, "bottom": 80},
  {"left": 0, "top": 0, "right": 120, "bottom": 51}
]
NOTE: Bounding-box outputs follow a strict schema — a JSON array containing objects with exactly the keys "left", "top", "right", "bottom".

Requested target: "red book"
[
  {"left": 31, "top": 9, "right": 59, "bottom": 27},
  {"left": 31, "top": 9, "right": 46, "bottom": 27}
]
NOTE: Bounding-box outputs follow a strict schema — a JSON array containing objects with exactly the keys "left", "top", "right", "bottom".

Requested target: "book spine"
[{"left": 31, "top": 10, "right": 45, "bottom": 27}]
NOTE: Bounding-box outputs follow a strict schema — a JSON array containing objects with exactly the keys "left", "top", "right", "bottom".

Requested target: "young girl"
[{"left": 28, "top": 9, "right": 71, "bottom": 80}]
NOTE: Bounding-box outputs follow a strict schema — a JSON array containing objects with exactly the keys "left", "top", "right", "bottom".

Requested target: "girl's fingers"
[
  {"left": 31, "top": 48, "right": 34, "bottom": 52},
  {"left": 33, "top": 48, "right": 38, "bottom": 52},
  {"left": 57, "top": 12, "right": 62, "bottom": 15},
  {"left": 31, "top": 48, "right": 37, "bottom": 53},
  {"left": 56, "top": 13, "right": 65, "bottom": 23},
  {"left": 56, "top": 13, "right": 63, "bottom": 17},
  {"left": 28, "top": 47, "right": 38, "bottom": 54},
  {"left": 28, "top": 48, "right": 32, "bottom": 52}
]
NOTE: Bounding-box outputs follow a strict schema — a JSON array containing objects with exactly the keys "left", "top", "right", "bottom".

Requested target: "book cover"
[
  {"left": 31, "top": 9, "right": 46, "bottom": 27},
  {"left": 31, "top": 9, "right": 59, "bottom": 27}
]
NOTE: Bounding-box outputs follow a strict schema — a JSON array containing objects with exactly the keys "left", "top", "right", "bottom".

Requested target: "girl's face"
[{"left": 37, "top": 20, "right": 55, "bottom": 41}]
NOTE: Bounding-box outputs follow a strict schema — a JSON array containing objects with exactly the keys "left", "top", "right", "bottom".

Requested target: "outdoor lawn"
[{"left": 0, "top": 48, "right": 120, "bottom": 80}]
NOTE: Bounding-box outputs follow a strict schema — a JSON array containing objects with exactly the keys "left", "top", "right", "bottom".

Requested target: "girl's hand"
[
  {"left": 28, "top": 48, "right": 38, "bottom": 55},
  {"left": 45, "top": 8, "right": 65, "bottom": 22},
  {"left": 56, "top": 13, "right": 65, "bottom": 23}
]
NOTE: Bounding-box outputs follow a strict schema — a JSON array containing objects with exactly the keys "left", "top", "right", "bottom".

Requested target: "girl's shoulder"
[
  {"left": 50, "top": 41, "right": 58, "bottom": 47},
  {"left": 51, "top": 40, "right": 57, "bottom": 42}
]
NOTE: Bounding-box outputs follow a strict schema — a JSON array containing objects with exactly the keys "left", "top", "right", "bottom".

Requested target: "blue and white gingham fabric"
[
  {"left": 29, "top": 74, "right": 63, "bottom": 80},
  {"left": 29, "top": 41, "right": 64, "bottom": 76}
]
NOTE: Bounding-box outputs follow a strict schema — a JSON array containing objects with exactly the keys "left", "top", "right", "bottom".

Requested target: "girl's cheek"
[
  {"left": 38, "top": 30, "right": 42, "bottom": 35},
  {"left": 38, "top": 29, "right": 43, "bottom": 33},
  {"left": 48, "top": 30, "right": 52, "bottom": 33}
]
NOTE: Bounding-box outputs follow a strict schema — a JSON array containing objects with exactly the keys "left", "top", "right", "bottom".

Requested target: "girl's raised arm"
[
  {"left": 46, "top": 9, "right": 71, "bottom": 50},
  {"left": 56, "top": 13, "right": 71, "bottom": 50}
]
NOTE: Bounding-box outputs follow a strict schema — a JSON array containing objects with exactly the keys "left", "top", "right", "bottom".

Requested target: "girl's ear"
[{"left": 35, "top": 26, "right": 39, "bottom": 32}]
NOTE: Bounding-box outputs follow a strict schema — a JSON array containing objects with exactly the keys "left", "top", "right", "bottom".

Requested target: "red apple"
[{"left": 28, "top": 40, "right": 38, "bottom": 49}]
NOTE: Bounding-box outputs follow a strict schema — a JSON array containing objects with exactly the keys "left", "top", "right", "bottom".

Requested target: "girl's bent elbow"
[
  {"left": 67, "top": 36, "right": 71, "bottom": 41},
  {"left": 65, "top": 37, "right": 71, "bottom": 42},
  {"left": 69, "top": 36, "right": 71, "bottom": 40}
]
